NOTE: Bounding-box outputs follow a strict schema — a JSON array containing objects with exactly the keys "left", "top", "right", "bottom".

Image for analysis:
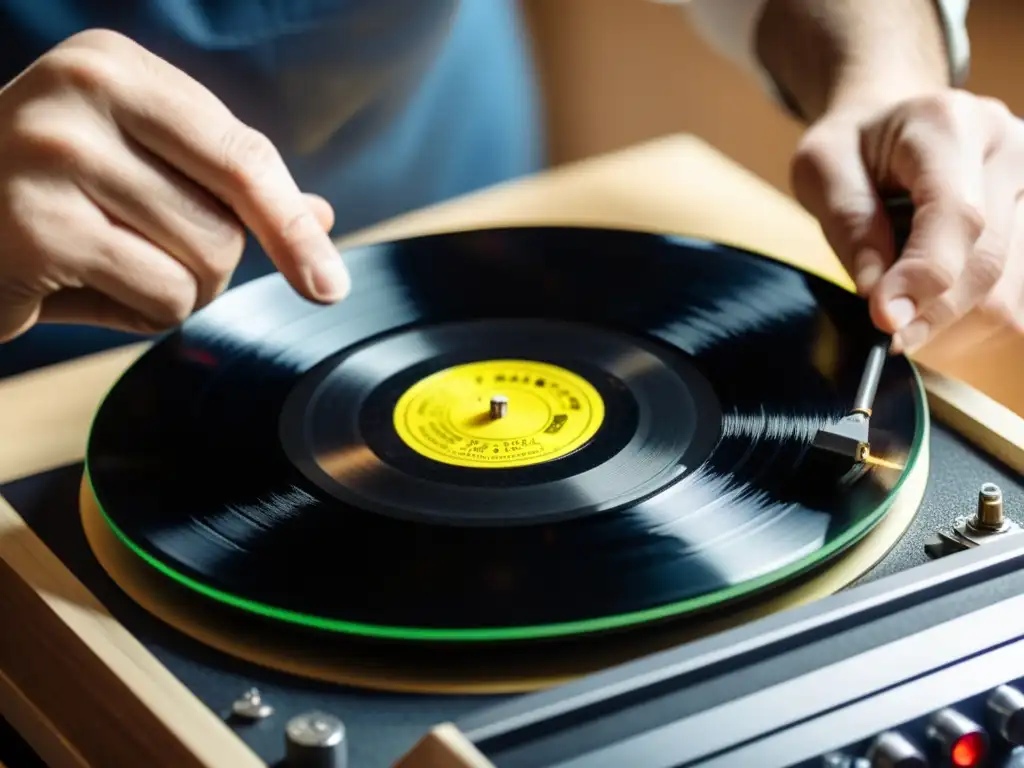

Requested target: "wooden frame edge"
[
  {"left": 394, "top": 723, "right": 496, "bottom": 768},
  {"left": 0, "top": 669, "right": 89, "bottom": 768},
  {"left": 0, "top": 494, "right": 264, "bottom": 768},
  {"left": 919, "top": 365, "right": 1024, "bottom": 475}
]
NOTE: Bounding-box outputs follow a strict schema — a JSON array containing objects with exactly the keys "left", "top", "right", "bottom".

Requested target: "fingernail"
[
  {"left": 311, "top": 246, "right": 350, "bottom": 302},
  {"left": 853, "top": 249, "right": 884, "bottom": 295},
  {"left": 893, "top": 318, "right": 931, "bottom": 354},
  {"left": 885, "top": 296, "right": 917, "bottom": 330}
]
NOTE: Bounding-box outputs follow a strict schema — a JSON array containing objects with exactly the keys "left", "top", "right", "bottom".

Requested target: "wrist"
[
  {"left": 756, "top": 0, "right": 950, "bottom": 123},
  {"left": 824, "top": 70, "right": 947, "bottom": 121}
]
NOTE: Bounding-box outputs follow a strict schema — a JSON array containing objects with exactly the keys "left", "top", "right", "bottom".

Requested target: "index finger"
[{"left": 65, "top": 35, "right": 350, "bottom": 303}]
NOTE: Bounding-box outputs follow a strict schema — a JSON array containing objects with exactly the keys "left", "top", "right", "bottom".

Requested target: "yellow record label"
[{"left": 392, "top": 359, "right": 605, "bottom": 469}]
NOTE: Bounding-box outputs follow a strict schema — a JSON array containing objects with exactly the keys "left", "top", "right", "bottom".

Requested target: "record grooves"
[
  {"left": 279, "top": 318, "right": 723, "bottom": 524},
  {"left": 84, "top": 226, "right": 927, "bottom": 643}
]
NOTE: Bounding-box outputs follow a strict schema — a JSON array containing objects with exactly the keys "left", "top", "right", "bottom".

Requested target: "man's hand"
[
  {"left": 792, "top": 91, "right": 1024, "bottom": 356},
  {"left": 0, "top": 29, "right": 350, "bottom": 342},
  {"left": 753, "top": 0, "right": 1018, "bottom": 357}
]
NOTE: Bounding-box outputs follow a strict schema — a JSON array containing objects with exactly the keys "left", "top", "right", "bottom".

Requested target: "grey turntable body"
[{"left": 2, "top": 422, "right": 1021, "bottom": 767}]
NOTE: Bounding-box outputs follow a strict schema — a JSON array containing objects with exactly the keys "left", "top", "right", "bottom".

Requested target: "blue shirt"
[{"left": 0, "top": 0, "right": 544, "bottom": 373}]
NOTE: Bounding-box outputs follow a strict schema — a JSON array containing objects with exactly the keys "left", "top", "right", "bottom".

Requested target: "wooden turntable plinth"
[{"left": 2, "top": 135, "right": 1024, "bottom": 768}]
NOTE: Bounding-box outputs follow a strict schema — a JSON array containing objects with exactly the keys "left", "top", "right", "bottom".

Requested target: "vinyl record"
[{"left": 84, "top": 226, "right": 926, "bottom": 643}]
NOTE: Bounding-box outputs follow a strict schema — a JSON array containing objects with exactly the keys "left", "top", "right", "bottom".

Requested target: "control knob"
[
  {"left": 989, "top": 685, "right": 1024, "bottom": 746},
  {"left": 285, "top": 711, "right": 347, "bottom": 768},
  {"left": 928, "top": 708, "right": 987, "bottom": 767},
  {"left": 866, "top": 732, "right": 927, "bottom": 768}
]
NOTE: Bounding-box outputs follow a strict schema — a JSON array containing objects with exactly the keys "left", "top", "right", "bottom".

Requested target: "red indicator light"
[
  {"left": 950, "top": 731, "right": 986, "bottom": 767},
  {"left": 928, "top": 709, "right": 989, "bottom": 767}
]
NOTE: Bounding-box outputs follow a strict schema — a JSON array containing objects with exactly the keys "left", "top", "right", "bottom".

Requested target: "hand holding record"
[{"left": 0, "top": 29, "right": 349, "bottom": 343}]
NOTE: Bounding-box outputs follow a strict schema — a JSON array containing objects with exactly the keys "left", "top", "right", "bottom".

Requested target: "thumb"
[
  {"left": 0, "top": 294, "right": 42, "bottom": 343},
  {"left": 791, "top": 128, "right": 898, "bottom": 295}
]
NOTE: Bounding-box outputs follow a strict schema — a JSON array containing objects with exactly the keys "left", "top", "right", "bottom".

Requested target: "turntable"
[{"left": 2, "top": 136, "right": 1023, "bottom": 768}]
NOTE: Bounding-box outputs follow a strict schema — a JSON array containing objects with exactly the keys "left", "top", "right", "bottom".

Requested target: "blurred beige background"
[{"left": 523, "top": 0, "right": 1023, "bottom": 194}]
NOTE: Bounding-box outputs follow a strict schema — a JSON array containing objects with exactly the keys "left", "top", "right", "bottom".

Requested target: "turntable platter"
[{"left": 83, "top": 226, "right": 927, "bottom": 645}]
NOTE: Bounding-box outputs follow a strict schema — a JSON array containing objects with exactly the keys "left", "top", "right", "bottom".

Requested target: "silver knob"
[
  {"left": 989, "top": 685, "right": 1024, "bottom": 745},
  {"left": 866, "top": 731, "right": 926, "bottom": 768},
  {"left": 975, "top": 483, "right": 1006, "bottom": 529},
  {"left": 285, "top": 711, "right": 347, "bottom": 768},
  {"left": 231, "top": 688, "right": 273, "bottom": 720}
]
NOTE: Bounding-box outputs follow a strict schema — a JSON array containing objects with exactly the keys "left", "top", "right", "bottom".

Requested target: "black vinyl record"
[{"left": 85, "top": 226, "right": 926, "bottom": 643}]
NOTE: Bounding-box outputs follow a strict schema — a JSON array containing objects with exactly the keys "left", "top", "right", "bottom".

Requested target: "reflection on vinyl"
[{"left": 85, "top": 226, "right": 926, "bottom": 643}]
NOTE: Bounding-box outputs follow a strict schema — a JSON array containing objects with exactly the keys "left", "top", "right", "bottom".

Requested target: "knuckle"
[
  {"left": 890, "top": 136, "right": 920, "bottom": 177},
  {"left": 62, "top": 28, "right": 138, "bottom": 54},
  {"left": 193, "top": 232, "right": 244, "bottom": 288},
  {"left": 920, "top": 293, "right": 962, "bottom": 328},
  {"left": 979, "top": 96, "right": 1017, "bottom": 156},
  {"left": 913, "top": 259, "right": 959, "bottom": 296},
  {"left": 916, "top": 196, "right": 985, "bottom": 242},
  {"left": 3, "top": 178, "right": 56, "bottom": 250},
  {"left": 206, "top": 219, "right": 247, "bottom": 264},
  {"left": 790, "top": 136, "right": 830, "bottom": 190},
  {"left": 165, "top": 297, "right": 194, "bottom": 326},
  {"left": 279, "top": 209, "right": 323, "bottom": 251},
  {"left": 789, "top": 132, "right": 874, "bottom": 247},
  {"left": 218, "top": 127, "right": 281, "bottom": 189},
  {"left": 273, "top": 209, "right": 334, "bottom": 272},
  {"left": 979, "top": 95, "right": 1014, "bottom": 123},
  {"left": 153, "top": 282, "right": 197, "bottom": 327},
  {"left": 791, "top": 139, "right": 826, "bottom": 174},
  {"left": 955, "top": 201, "right": 987, "bottom": 243},
  {"left": 909, "top": 92, "right": 960, "bottom": 130},
  {"left": 91, "top": 243, "right": 197, "bottom": 329},
  {"left": 0, "top": 183, "right": 94, "bottom": 276},
  {"left": 179, "top": 199, "right": 247, "bottom": 270},
  {"left": 10, "top": 118, "right": 93, "bottom": 169},
  {"left": 969, "top": 242, "right": 1006, "bottom": 289},
  {"left": 185, "top": 256, "right": 223, "bottom": 291},
  {"left": 891, "top": 95, "right": 970, "bottom": 178},
  {"left": 824, "top": 202, "right": 870, "bottom": 242},
  {"left": 1006, "top": 140, "right": 1024, "bottom": 170},
  {"left": 36, "top": 47, "right": 121, "bottom": 96}
]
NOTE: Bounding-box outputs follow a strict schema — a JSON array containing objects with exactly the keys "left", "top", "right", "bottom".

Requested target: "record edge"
[
  {"left": 78, "top": 232, "right": 929, "bottom": 643},
  {"left": 80, "top": 339, "right": 932, "bottom": 644}
]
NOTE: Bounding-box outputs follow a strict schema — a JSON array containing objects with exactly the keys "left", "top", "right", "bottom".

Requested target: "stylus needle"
[
  {"left": 810, "top": 194, "right": 914, "bottom": 473},
  {"left": 862, "top": 452, "right": 906, "bottom": 471},
  {"left": 811, "top": 339, "right": 888, "bottom": 466}
]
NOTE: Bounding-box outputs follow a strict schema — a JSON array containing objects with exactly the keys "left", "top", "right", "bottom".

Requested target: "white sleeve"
[{"left": 663, "top": 0, "right": 971, "bottom": 91}]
